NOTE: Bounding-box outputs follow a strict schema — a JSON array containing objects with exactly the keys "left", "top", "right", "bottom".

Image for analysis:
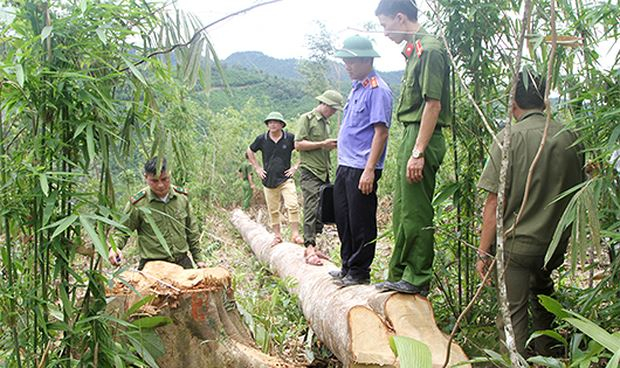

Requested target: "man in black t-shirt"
[{"left": 247, "top": 111, "right": 302, "bottom": 245}]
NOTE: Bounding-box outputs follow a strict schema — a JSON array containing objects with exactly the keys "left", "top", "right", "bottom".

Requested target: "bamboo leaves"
[{"left": 40, "top": 25, "right": 52, "bottom": 43}]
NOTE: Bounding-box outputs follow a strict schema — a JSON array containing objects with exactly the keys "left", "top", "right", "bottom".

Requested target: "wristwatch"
[{"left": 411, "top": 148, "right": 424, "bottom": 159}]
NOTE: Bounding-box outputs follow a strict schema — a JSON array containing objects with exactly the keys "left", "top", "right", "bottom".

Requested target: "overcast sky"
[
  {"left": 174, "top": 0, "right": 618, "bottom": 73},
  {"left": 175, "top": 0, "right": 412, "bottom": 72}
]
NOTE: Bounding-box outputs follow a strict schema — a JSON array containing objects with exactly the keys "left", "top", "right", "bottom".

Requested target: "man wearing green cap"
[
  {"left": 295, "top": 89, "right": 345, "bottom": 265},
  {"left": 247, "top": 112, "right": 302, "bottom": 245},
  {"left": 375, "top": 0, "right": 451, "bottom": 295},
  {"left": 108, "top": 157, "right": 206, "bottom": 270},
  {"left": 330, "top": 35, "right": 393, "bottom": 286}
]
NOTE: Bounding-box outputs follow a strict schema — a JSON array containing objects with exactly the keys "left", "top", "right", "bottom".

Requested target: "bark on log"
[
  {"left": 231, "top": 209, "right": 470, "bottom": 368},
  {"left": 107, "top": 261, "right": 296, "bottom": 368}
]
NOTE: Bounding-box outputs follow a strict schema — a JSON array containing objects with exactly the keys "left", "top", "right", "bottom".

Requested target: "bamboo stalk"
[{"left": 1, "top": 81, "right": 23, "bottom": 368}]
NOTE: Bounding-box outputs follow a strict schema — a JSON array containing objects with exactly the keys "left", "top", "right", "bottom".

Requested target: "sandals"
[{"left": 291, "top": 235, "right": 304, "bottom": 245}]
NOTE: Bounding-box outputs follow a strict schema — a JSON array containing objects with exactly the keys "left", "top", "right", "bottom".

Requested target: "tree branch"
[
  {"left": 441, "top": 258, "right": 496, "bottom": 368},
  {"left": 119, "top": 0, "right": 284, "bottom": 72},
  {"left": 494, "top": 0, "right": 533, "bottom": 365}
]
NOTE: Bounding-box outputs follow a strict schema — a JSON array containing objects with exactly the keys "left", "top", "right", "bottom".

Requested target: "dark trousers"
[
  {"left": 333, "top": 165, "right": 381, "bottom": 279},
  {"left": 138, "top": 253, "right": 193, "bottom": 270},
  {"left": 300, "top": 168, "right": 327, "bottom": 247},
  {"left": 498, "top": 250, "right": 564, "bottom": 356}
]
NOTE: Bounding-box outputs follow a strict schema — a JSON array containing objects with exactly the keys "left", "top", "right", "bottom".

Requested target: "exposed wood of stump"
[
  {"left": 231, "top": 209, "right": 471, "bottom": 368},
  {"left": 107, "top": 261, "right": 296, "bottom": 368}
]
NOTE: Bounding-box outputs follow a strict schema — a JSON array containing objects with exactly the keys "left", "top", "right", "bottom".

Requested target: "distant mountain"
[
  {"left": 223, "top": 51, "right": 403, "bottom": 89},
  {"left": 224, "top": 51, "right": 303, "bottom": 80},
  {"left": 204, "top": 51, "right": 403, "bottom": 119}
]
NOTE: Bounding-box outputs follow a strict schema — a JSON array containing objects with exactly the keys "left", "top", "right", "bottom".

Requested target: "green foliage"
[
  {"left": 235, "top": 264, "right": 307, "bottom": 356},
  {"left": 389, "top": 336, "right": 433, "bottom": 368},
  {"left": 0, "top": 0, "right": 219, "bottom": 366},
  {"left": 297, "top": 21, "right": 335, "bottom": 97}
]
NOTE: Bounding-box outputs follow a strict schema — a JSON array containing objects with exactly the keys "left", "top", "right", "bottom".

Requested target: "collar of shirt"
[
  {"left": 147, "top": 187, "right": 176, "bottom": 203},
  {"left": 517, "top": 109, "right": 545, "bottom": 122},
  {"left": 402, "top": 26, "right": 428, "bottom": 60},
  {"left": 311, "top": 108, "right": 328, "bottom": 123},
  {"left": 352, "top": 70, "right": 378, "bottom": 89}
]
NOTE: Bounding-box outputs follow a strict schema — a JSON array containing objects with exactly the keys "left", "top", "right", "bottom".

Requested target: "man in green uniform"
[
  {"left": 108, "top": 157, "right": 205, "bottom": 270},
  {"left": 295, "top": 89, "right": 344, "bottom": 265},
  {"left": 238, "top": 153, "right": 255, "bottom": 210},
  {"left": 375, "top": 0, "right": 451, "bottom": 295},
  {"left": 476, "top": 72, "right": 584, "bottom": 356}
]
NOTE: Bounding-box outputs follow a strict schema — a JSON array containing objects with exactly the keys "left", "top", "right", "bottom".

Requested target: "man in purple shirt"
[{"left": 330, "top": 35, "right": 393, "bottom": 286}]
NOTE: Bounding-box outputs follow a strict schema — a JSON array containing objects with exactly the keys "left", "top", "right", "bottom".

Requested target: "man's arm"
[
  {"left": 476, "top": 192, "right": 497, "bottom": 284},
  {"left": 358, "top": 124, "right": 389, "bottom": 195},
  {"left": 407, "top": 98, "right": 441, "bottom": 183},
  {"left": 246, "top": 147, "right": 266, "bottom": 180},
  {"left": 295, "top": 139, "right": 337, "bottom": 151}
]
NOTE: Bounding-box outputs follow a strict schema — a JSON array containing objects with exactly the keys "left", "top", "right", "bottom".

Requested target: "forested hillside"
[{"left": 205, "top": 51, "right": 403, "bottom": 119}]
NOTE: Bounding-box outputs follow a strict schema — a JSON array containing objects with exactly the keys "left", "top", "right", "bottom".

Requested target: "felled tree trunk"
[
  {"left": 107, "top": 261, "right": 295, "bottom": 368},
  {"left": 231, "top": 209, "right": 470, "bottom": 368}
]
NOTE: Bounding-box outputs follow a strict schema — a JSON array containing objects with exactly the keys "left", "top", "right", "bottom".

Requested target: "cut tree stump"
[
  {"left": 107, "top": 261, "right": 296, "bottom": 368},
  {"left": 231, "top": 209, "right": 471, "bottom": 368}
]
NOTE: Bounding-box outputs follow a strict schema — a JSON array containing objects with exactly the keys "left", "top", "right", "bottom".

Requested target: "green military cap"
[
  {"left": 316, "top": 90, "right": 345, "bottom": 111},
  {"left": 334, "top": 35, "right": 380, "bottom": 58},
  {"left": 264, "top": 111, "right": 287, "bottom": 127}
]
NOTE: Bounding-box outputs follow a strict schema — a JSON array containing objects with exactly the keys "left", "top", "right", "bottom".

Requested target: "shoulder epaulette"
[
  {"left": 130, "top": 190, "right": 146, "bottom": 205},
  {"left": 415, "top": 40, "right": 424, "bottom": 58},
  {"left": 370, "top": 76, "right": 379, "bottom": 88},
  {"left": 173, "top": 185, "right": 188, "bottom": 196},
  {"left": 403, "top": 42, "right": 414, "bottom": 59}
]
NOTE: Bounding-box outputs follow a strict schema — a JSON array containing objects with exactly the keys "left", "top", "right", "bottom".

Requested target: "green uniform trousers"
[
  {"left": 300, "top": 168, "right": 326, "bottom": 246},
  {"left": 498, "top": 250, "right": 564, "bottom": 356},
  {"left": 389, "top": 123, "right": 446, "bottom": 287},
  {"left": 242, "top": 181, "right": 252, "bottom": 209}
]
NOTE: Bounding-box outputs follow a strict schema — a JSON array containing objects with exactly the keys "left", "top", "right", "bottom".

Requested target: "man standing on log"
[
  {"left": 476, "top": 72, "right": 584, "bottom": 356},
  {"left": 375, "top": 0, "right": 451, "bottom": 296},
  {"left": 330, "top": 35, "right": 393, "bottom": 286},
  {"left": 295, "top": 90, "right": 345, "bottom": 266},
  {"left": 247, "top": 111, "right": 303, "bottom": 246},
  {"left": 109, "top": 157, "right": 206, "bottom": 270}
]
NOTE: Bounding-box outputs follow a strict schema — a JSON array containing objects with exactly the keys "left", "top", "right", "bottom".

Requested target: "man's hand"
[
  {"left": 285, "top": 165, "right": 298, "bottom": 178},
  {"left": 358, "top": 168, "right": 375, "bottom": 195},
  {"left": 322, "top": 138, "right": 337, "bottom": 150},
  {"left": 254, "top": 166, "right": 267, "bottom": 179},
  {"left": 407, "top": 156, "right": 425, "bottom": 183},
  {"left": 196, "top": 261, "right": 207, "bottom": 268},
  {"left": 476, "top": 257, "right": 493, "bottom": 286},
  {"left": 109, "top": 248, "right": 123, "bottom": 266}
]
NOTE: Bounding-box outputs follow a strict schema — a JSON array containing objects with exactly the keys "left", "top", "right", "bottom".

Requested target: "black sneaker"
[
  {"left": 374, "top": 281, "right": 389, "bottom": 290},
  {"left": 384, "top": 280, "right": 429, "bottom": 296},
  {"left": 334, "top": 275, "right": 370, "bottom": 287},
  {"left": 328, "top": 270, "right": 345, "bottom": 279}
]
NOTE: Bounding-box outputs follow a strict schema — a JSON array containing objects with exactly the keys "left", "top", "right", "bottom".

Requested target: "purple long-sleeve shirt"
[{"left": 337, "top": 70, "right": 393, "bottom": 170}]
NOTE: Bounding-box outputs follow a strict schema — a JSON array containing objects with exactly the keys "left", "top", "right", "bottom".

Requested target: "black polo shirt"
[{"left": 250, "top": 131, "right": 295, "bottom": 188}]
